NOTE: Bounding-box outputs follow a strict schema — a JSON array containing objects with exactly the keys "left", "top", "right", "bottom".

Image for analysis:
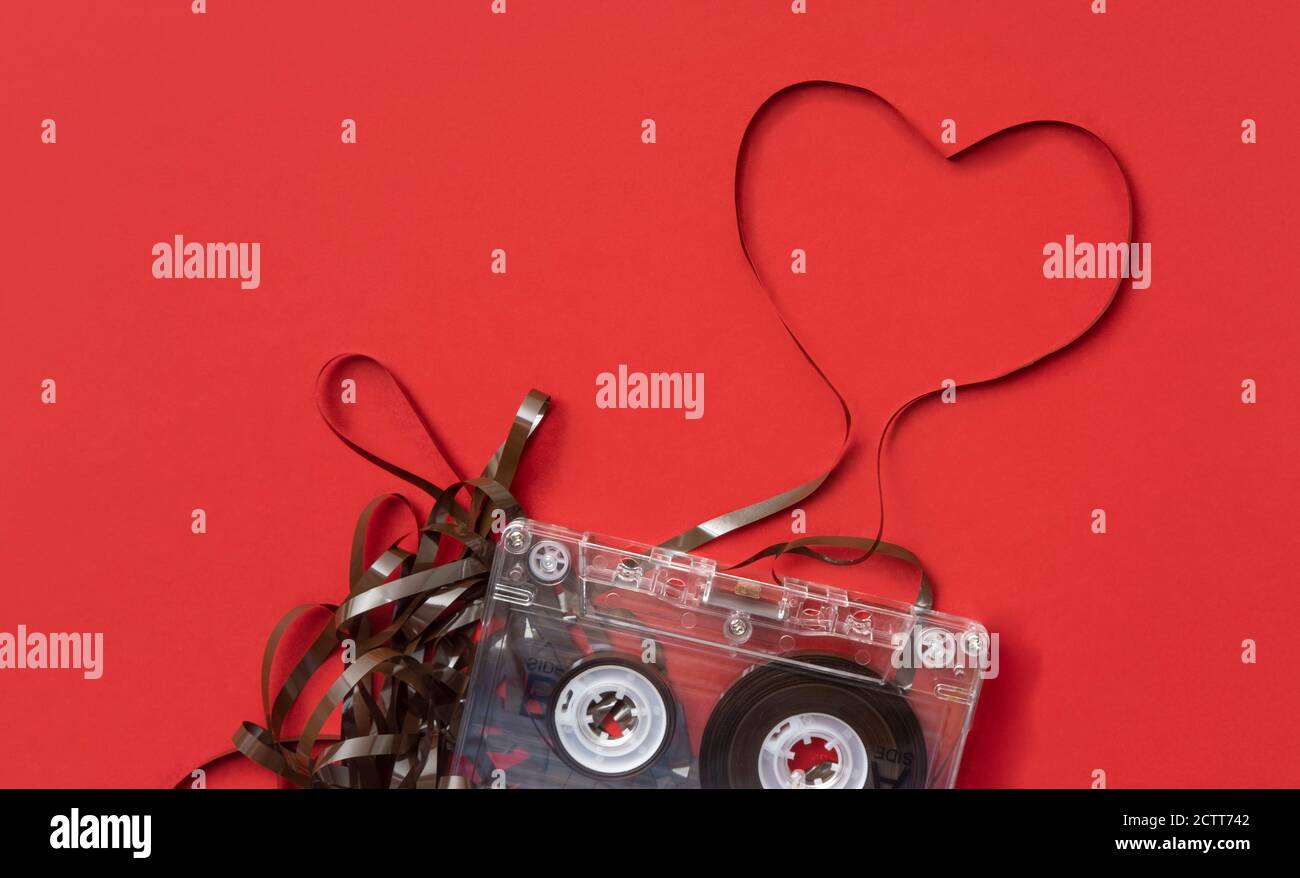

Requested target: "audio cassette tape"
[{"left": 452, "top": 519, "right": 991, "bottom": 789}]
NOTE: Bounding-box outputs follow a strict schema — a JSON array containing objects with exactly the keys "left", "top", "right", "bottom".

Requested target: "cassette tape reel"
[
  {"left": 453, "top": 520, "right": 989, "bottom": 789},
  {"left": 699, "top": 655, "right": 927, "bottom": 789},
  {"left": 547, "top": 656, "right": 676, "bottom": 777}
]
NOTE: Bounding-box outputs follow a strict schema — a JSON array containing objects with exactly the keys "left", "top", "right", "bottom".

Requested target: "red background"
[{"left": 2, "top": 1, "right": 1296, "bottom": 788}]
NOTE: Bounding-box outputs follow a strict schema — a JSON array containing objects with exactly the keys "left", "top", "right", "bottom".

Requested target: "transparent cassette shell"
[{"left": 453, "top": 519, "right": 989, "bottom": 789}]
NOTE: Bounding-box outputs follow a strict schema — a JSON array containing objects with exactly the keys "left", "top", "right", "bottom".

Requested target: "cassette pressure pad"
[{"left": 453, "top": 520, "right": 989, "bottom": 789}]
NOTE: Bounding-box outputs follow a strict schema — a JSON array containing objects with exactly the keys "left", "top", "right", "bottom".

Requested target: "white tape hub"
[
  {"left": 552, "top": 663, "right": 670, "bottom": 776},
  {"left": 758, "top": 712, "right": 870, "bottom": 789}
]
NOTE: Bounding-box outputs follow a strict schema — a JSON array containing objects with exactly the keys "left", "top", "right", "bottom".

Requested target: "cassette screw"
[
  {"left": 504, "top": 530, "right": 526, "bottom": 552},
  {"left": 725, "top": 612, "right": 752, "bottom": 644}
]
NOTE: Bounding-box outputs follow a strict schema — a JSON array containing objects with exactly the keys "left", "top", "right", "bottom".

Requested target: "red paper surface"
[{"left": 1, "top": 1, "right": 1296, "bottom": 788}]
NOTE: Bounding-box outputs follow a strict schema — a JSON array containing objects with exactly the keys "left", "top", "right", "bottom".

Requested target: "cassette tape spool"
[
  {"left": 453, "top": 520, "right": 989, "bottom": 789},
  {"left": 698, "top": 654, "right": 928, "bottom": 789},
  {"left": 547, "top": 656, "right": 676, "bottom": 778}
]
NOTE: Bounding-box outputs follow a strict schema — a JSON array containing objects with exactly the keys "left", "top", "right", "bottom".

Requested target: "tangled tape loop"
[
  {"left": 218, "top": 354, "right": 551, "bottom": 789},
  {"left": 190, "top": 80, "right": 1131, "bottom": 789}
]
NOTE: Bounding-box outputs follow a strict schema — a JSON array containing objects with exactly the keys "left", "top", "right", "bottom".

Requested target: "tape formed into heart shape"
[{"left": 662, "top": 81, "right": 1134, "bottom": 594}]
